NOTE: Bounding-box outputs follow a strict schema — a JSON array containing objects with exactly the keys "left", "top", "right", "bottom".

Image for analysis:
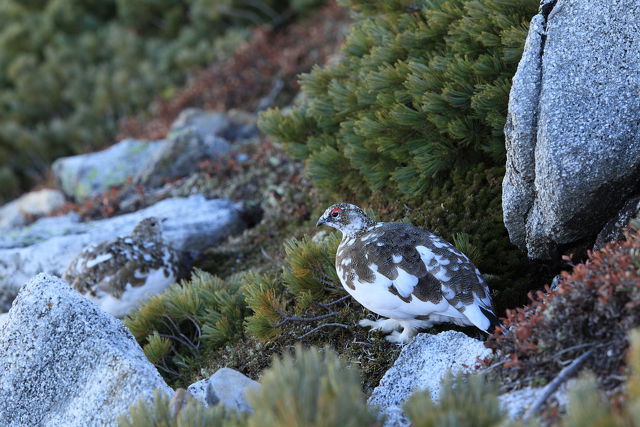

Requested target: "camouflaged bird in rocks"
[
  {"left": 63, "top": 217, "right": 185, "bottom": 317},
  {"left": 316, "top": 203, "right": 500, "bottom": 344}
]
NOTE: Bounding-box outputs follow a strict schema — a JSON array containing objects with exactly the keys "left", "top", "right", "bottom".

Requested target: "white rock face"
[
  {"left": 188, "top": 367, "right": 260, "bottom": 413},
  {"left": 0, "top": 188, "right": 66, "bottom": 230},
  {"left": 53, "top": 138, "right": 163, "bottom": 202},
  {"left": 0, "top": 195, "right": 246, "bottom": 311},
  {"left": 368, "top": 331, "right": 491, "bottom": 427},
  {"left": 0, "top": 273, "right": 173, "bottom": 426}
]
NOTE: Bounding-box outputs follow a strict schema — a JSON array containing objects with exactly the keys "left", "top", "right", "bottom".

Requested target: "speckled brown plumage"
[{"left": 317, "top": 203, "right": 501, "bottom": 344}]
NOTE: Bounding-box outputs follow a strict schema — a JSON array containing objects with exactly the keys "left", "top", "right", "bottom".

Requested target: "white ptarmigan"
[
  {"left": 316, "top": 203, "right": 500, "bottom": 344},
  {"left": 63, "top": 217, "right": 182, "bottom": 317}
]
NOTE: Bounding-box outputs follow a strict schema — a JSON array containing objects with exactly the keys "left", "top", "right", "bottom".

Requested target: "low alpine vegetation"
[
  {"left": 125, "top": 270, "right": 248, "bottom": 382},
  {"left": 119, "top": 346, "right": 379, "bottom": 427},
  {"left": 486, "top": 228, "right": 640, "bottom": 393}
]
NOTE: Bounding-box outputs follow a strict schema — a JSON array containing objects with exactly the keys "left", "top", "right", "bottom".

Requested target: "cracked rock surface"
[{"left": 503, "top": 0, "right": 640, "bottom": 259}]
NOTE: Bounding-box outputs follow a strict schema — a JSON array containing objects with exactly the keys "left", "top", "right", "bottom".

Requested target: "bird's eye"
[{"left": 331, "top": 211, "right": 339, "bottom": 218}]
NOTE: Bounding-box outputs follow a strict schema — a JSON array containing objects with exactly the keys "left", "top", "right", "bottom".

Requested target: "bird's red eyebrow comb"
[{"left": 329, "top": 207, "right": 342, "bottom": 214}]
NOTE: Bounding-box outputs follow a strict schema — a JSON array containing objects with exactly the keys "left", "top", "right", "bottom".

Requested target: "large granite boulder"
[
  {"left": 503, "top": 0, "right": 640, "bottom": 259},
  {"left": 0, "top": 273, "right": 173, "bottom": 426},
  {"left": 0, "top": 195, "right": 246, "bottom": 312},
  {"left": 53, "top": 139, "right": 163, "bottom": 202},
  {"left": 0, "top": 188, "right": 66, "bottom": 231},
  {"left": 368, "top": 331, "right": 491, "bottom": 426},
  {"left": 134, "top": 109, "right": 259, "bottom": 189}
]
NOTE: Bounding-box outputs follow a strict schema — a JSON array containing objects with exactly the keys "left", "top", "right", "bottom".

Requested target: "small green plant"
[
  {"left": 242, "top": 271, "right": 288, "bottom": 341},
  {"left": 125, "top": 270, "right": 248, "bottom": 380},
  {"left": 243, "top": 233, "right": 346, "bottom": 342},
  {"left": 118, "top": 389, "right": 246, "bottom": 427},
  {"left": 404, "top": 373, "right": 506, "bottom": 427},
  {"left": 246, "top": 345, "right": 380, "bottom": 427},
  {"left": 282, "top": 234, "right": 341, "bottom": 307},
  {"left": 259, "top": 0, "right": 537, "bottom": 197}
]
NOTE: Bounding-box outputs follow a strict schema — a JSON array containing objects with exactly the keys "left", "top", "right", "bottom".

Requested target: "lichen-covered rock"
[
  {"left": 368, "top": 331, "right": 491, "bottom": 427},
  {"left": 503, "top": 0, "right": 640, "bottom": 260},
  {"left": 0, "top": 195, "right": 246, "bottom": 312},
  {"left": 0, "top": 188, "right": 66, "bottom": 230},
  {"left": 188, "top": 368, "right": 260, "bottom": 412},
  {"left": 134, "top": 109, "right": 259, "bottom": 189},
  {"left": 0, "top": 273, "right": 173, "bottom": 426},
  {"left": 53, "top": 138, "right": 163, "bottom": 202}
]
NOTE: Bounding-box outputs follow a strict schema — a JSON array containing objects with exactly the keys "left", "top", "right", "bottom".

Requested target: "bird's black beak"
[
  {"left": 161, "top": 217, "right": 168, "bottom": 223},
  {"left": 316, "top": 218, "right": 326, "bottom": 227}
]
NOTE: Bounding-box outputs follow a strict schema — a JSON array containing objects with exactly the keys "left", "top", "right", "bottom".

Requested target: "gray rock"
[
  {"left": 0, "top": 188, "right": 66, "bottom": 230},
  {"left": 503, "top": 0, "right": 640, "bottom": 260},
  {"left": 368, "top": 331, "right": 491, "bottom": 427},
  {"left": 188, "top": 368, "right": 260, "bottom": 413},
  {"left": 0, "top": 195, "right": 246, "bottom": 311},
  {"left": 53, "top": 138, "right": 163, "bottom": 202},
  {"left": 134, "top": 109, "right": 258, "bottom": 189},
  {"left": 0, "top": 273, "right": 172, "bottom": 426},
  {"left": 594, "top": 196, "right": 640, "bottom": 250},
  {"left": 498, "top": 386, "right": 538, "bottom": 419}
]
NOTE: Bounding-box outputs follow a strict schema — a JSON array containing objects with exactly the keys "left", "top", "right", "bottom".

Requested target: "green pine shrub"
[
  {"left": 242, "top": 271, "right": 288, "bottom": 341},
  {"left": 125, "top": 269, "right": 248, "bottom": 380},
  {"left": 259, "top": 0, "right": 538, "bottom": 309},
  {"left": 282, "top": 234, "right": 342, "bottom": 308},
  {"left": 486, "top": 229, "right": 640, "bottom": 393},
  {"left": 246, "top": 345, "right": 380, "bottom": 427},
  {"left": 404, "top": 373, "right": 506, "bottom": 427},
  {"left": 119, "top": 389, "right": 247, "bottom": 427},
  {"left": 243, "top": 234, "right": 345, "bottom": 342},
  {"left": 259, "top": 0, "right": 537, "bottom": 195},
  {"left": 0, "top": 0, "right": 325, "bottom": 202}
]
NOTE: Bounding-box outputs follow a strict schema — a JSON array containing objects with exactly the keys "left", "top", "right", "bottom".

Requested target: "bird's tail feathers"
[{"left": 478, "top": 305, "right": 504, "bottom": 334}]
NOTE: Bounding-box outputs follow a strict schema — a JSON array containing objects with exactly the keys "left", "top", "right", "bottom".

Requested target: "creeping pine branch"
[
  {"left": 523, "top": 349, "right": 594, "bottom": 422},
  {"left": 273, "top": 309, "right": 338, "bottom": 328},
  {"left": 297, "top": 323, "right": 349, "bottom": 340}
]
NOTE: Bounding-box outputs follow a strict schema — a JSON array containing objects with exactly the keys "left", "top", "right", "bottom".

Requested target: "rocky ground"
[{"left": 1, "top": 1, "right": 640, "bottom": 426}]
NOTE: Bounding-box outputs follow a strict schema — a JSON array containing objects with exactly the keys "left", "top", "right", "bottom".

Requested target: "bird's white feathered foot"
[
  {"left": 358, "top": 318, "right": 417, "bottom": 345},
  {"left": 358, "top": 318, "right": 402, "bottom": 332}
]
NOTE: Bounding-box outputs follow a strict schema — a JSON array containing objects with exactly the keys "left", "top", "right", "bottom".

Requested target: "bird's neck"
[{"left": 340, "top": 218, "right": 377, "bottom": 238}]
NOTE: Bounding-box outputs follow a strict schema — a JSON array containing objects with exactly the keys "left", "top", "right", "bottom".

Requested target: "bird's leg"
[
  {"left": 385, "top": 323, "right": 417, "bottom": 345},
  {"left": 358, "top": 317, "right": 402, "bottom": 332}
]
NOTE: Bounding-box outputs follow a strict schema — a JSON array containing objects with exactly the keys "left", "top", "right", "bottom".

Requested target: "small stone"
[
  {"left": 0, "top": 188, "right": 65, "bottom": 230},
  {"left": 187, "top": 368, "right": 260, "bottom": 413},
  {"left": 368, "top": 331, "right": 491, "bottom": 427},
  {"left": 53, "top": 139, "right": 162, "bottom": 202}
]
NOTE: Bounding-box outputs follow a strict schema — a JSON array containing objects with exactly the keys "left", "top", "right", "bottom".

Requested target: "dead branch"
[{"left": 523, "top": 349, "right": 594, "bottom": 422}]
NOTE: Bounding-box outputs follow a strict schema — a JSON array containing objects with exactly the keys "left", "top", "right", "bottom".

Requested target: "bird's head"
[
  {"left": 316, "top": 203, "right": 375, "bottom": 237},
  {"left": 133, "top": 217, "right": 166, "bottom": 239}
]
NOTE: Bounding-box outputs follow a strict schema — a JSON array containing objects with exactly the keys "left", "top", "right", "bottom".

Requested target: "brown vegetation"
[
  {"left": 118, "top": 1, "right": 349, "bottom": 141},
  {"left": 486, "top": 228, "right": 640, "bottom": 394}
]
